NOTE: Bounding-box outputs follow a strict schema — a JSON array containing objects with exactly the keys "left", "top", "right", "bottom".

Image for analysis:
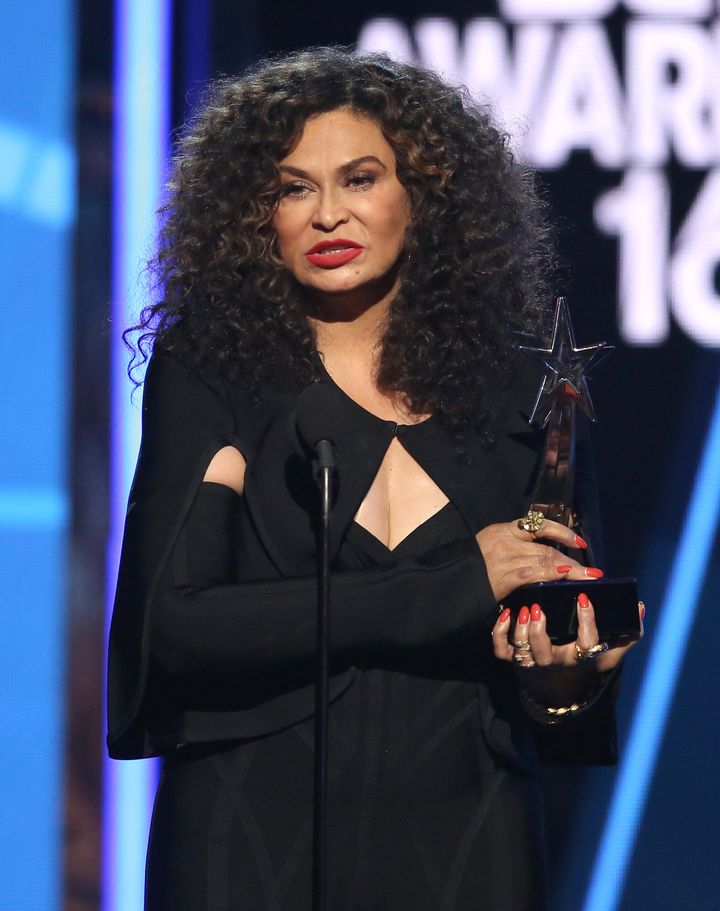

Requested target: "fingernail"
[
  {"left": 498, "top": 607, "right": 511, "bottom": 624},
  {"left": 639, "top": 602, "right": 645, "bottom": 621},
  {"left": 574, "top": 534, "right": 588, "bottom": 550},
  {"left": 586, "top": 567, "right": 604, "bottom": 579},
  {"left": 556, "top": 564, "right": 572, "bottom": 574},
  {"left": 531, "top": 603, "right": 542, "bottom": 622},
  {"left": 518, "top": 606, "right": 530, "bottom": 625},
  {"left": 578, "top": 592, "right": 590, "bottom": 609}
]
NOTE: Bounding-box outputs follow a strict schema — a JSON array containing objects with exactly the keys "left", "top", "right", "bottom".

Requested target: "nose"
[{"left": 312, "top": 187, "right": 350, "bottom": 232}]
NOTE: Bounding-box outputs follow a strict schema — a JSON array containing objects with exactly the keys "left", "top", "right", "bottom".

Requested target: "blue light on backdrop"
[
  {"left": 97, "top": 5, "right": 720, "bottom": 911},
  {"left": 583, "top": 372, "right": 720, "bottom": 911},
  {"left": 0, "top": 0, "right": 75, "bottom": 908},
  {"left": 0, "top": 124, "right": 74, "bottom": 228},
  {"left": 103, "top": 1, "right": 172, "bottom": 910}
]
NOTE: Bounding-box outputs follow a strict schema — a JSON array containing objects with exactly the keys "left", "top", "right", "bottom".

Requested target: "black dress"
[
  {"left": 146, "top": 490, "right": 547, "bottom": 911},
  {"left": 106, "top": 351, "right": 618, "bottom": 911}
]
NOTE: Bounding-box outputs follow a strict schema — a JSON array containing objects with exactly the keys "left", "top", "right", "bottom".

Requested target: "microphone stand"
[{"left": 313, "top": 441, "right": 334, "bottom": 911}]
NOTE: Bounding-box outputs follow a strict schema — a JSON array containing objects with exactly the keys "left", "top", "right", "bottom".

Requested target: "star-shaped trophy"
[
  {"left": 502, "top": 297, "right": 640, "bottom": 645},
  {"left": 519, "top": 296, "right": 612, "bottom": 427}
]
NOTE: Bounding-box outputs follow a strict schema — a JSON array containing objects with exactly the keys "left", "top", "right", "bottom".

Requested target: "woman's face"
[{"left": 272, "top": 108, "right": 410, "bottom": 308}]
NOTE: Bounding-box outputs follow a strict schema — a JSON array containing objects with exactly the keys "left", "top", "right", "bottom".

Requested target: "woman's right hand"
[{"left": 475, "top": 518, "right": 604, "bottom": 603}]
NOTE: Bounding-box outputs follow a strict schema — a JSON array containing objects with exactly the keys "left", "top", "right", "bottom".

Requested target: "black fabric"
[
  {"left": 107, "top": 350, "right": 617, "bottom": 769},
  {"left": 145, "top": 487, "right": 549, "bottom": 911}
]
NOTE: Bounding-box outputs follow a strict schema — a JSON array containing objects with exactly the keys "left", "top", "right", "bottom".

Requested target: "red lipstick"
[{"left": 305, "top": 239, "right": 363, "bottom": 268}]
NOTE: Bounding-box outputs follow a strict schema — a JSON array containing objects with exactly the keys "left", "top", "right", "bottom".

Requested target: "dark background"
[{"left": 69, "top": 2, "right": 720, "bottom": 909}]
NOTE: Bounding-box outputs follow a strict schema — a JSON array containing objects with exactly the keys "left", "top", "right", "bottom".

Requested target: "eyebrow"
[{"left": 278, "top": 155, "right": 389, "bottom": 179}]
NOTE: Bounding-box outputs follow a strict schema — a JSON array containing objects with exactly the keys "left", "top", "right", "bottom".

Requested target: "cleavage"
[{"left": 353, "top": 436, "right": 449, "bottom": 551}]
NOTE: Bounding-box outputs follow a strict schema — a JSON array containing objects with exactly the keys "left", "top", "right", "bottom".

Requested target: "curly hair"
[{"left": 128, "top": 46, "right": 555, "bottom": 444}]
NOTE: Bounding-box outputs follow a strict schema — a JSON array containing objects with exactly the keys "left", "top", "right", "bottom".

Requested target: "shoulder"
[
  {"left": 143, "top": 347, "right": 227, "bottom": 407},
  {"left": 142, "top": 347, "right": 255, "bottom": 433},
  {"left": 482, "top": 355, "right": 543, "bottom": 444},
  {"left": 130, "top": 350, "right": 237, "bottom": 486},
  {"left": 142, "top": 347, "right": 303, "bottom": 458}
]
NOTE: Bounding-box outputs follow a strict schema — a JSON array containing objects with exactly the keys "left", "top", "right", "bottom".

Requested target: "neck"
[{"left": 306, "top": 276, "right": 399, "bottom": 359}]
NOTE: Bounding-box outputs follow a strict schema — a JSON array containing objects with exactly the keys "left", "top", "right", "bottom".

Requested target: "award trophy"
[{"left": 502, "top": 297, "right": 641, "bottom": 645}]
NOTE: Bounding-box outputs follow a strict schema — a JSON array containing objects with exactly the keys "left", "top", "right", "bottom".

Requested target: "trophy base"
[{"left": 500, "top": 577, "right": 640, "bottom": 645}]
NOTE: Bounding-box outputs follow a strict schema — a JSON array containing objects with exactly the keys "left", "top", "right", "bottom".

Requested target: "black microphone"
[
  {"left": 295, "top": 382, "right": 343, "bottom": 471},
  {"left": 295, "top": 381, "right": 344, "bottom": 911}
]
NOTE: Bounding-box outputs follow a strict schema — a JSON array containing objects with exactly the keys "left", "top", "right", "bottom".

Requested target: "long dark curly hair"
[{"left": 128, "top": 46, "right": 555, "bottom": 443}]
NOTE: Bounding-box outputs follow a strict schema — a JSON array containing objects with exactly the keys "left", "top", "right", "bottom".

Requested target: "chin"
[{"left": 303, "top": 274, "right": 370, "bottom": 295}]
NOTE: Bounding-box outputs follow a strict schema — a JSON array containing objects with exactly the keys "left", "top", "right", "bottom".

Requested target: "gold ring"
[
  {"left": 518, "top": 510, "right": 545, "bottom": 534},
  {"left": 513, "top": 654, "right": 536, "bottom": 668},
  {"left": 575, "top": 641, "right": 609, "bottom": 661}
]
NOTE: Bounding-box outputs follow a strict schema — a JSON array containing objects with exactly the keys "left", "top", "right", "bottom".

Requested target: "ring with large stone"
[
  {"left": 575, "top": 641, "right": 609, "bottom": 662},
  {"left": 517, "top": 510, "right": 545, "bottom": 535}
]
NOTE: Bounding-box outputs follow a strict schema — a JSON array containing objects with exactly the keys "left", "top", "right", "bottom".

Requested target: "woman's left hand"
[{"left": 491, "top": 594, "right": 644, "bottom": 675}]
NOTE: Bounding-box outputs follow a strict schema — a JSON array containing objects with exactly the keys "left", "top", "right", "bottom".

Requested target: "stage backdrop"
[
  {"left": 63, "top": 2, "right": 720, "bottom": 910},
  {"left": 0, "top": 1, "right": 74, "bottom": 910},
  {"left": 185, "top": 3, "right": 720, "bottom": 909}
]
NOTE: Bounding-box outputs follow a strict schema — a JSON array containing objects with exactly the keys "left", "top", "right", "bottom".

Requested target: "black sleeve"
[
  {"left": 526, "top": 666, "right": 621, "bottom": 765},
  {"left": 108, "top": 351, "right": 498, "bottom": 758},
  {"left": 151, "top": 483, "right": 498, "bottom": 682},
  {"left": 107, "top": 351, "right": 236, "bottom": 758}
]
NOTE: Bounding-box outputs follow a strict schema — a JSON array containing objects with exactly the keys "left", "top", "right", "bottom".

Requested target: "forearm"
[
  {"left": 517, "top": 662, "right": 621, "bottom": 725},
  {"left": 152, "top": 546, "right": 489, "bottom": 676}
]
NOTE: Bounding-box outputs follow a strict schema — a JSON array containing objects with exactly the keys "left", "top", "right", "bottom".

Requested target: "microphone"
[
  {"left": 295, "top": 382, "right": 343, "bottom": 471},
  {"left": 295, "top": 380, "right": 344, "bottom": 911}
]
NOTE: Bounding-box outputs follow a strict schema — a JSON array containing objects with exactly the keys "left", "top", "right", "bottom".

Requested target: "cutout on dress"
[
  {"left": 202, "top": 445, "right": 247, "bottom": 496},
  {"left": 353, "top": 437, "right": 449, "bottom": 552}
]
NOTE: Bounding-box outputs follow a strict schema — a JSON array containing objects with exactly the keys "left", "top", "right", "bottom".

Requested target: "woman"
[{"left": 108, "top": 48, "right": 641, "bottom": 911}]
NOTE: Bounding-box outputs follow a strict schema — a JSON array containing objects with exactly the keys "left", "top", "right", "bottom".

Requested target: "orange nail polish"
[
  {"left": 586, "top": 567, "right": 604, "bottom": 579},
  {"left": 556, "top": 564, "right": 572, "bottom": 574},
  {"left": 518, "top": 606, "right": 530, "bottom": 625},
  {"left": 578, "top": 592, "right": 590, "bottom": 609},
  {"left": 531, "top": 603, "right": 542, "bottom": 622},
  {"left": 574, "top": 534, "right": 588, "bottom": 549},
  {"left": 640, "top": 603, "right": 645, "bottom": 621},
  {"left": 498, "top": 607, "right": 511, "bottom": 624}
]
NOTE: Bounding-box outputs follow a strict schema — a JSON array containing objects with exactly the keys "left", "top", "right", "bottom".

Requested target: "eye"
[
  {"left": 345, "top": 172, "right": 376, "bottom": 190},
  {"left": 279, "top": 181, "right": 312, "bottom": 199}
]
